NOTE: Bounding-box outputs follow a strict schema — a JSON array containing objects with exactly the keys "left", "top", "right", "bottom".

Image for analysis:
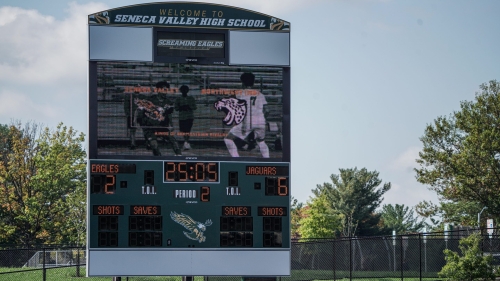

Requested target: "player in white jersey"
[{"left": 224, "top": 72, "right": 270, "bottom": 158}]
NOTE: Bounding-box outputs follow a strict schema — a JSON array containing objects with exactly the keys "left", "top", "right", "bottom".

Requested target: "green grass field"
[
  {"left": 0, "top": 267, "right": 209, "bottom": 280},
  {"left": 0, "top": 267, "right": 442, "bottom": 281}
]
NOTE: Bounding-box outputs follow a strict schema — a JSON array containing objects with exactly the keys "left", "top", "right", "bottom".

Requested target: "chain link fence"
[
  {"left": 0, "top": 228, "right": 498, "bottom": 280},
  {"left": 278, "top": 227, "right": 500, "bottom": 281}
]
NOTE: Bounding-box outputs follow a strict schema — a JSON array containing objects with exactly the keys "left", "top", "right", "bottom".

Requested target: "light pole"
[{"left": 478, "top": 206, "right": 488, "bottom": 228}]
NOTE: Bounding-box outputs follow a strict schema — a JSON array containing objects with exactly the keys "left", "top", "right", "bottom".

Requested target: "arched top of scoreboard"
[{"left": 88, "top": 2, "right": 290, "bottom": 31}]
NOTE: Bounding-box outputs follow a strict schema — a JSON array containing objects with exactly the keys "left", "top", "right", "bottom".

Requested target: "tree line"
[
  {"left": 291, "top": 167, "right": 425, "bottom": 239},
  {"left": 293, "top": 80, "right": 500, "bottom": 239},
  {"left": 0, "top": 122, "right": 85, "bottom": 246}
]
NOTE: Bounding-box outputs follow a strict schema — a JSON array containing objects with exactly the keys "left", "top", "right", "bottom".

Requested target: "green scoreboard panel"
[
  {"left": 89, "top": 160, "right": 289, "bottom": 250},
  {"left": 88, "top": 2, "right": 290, "bottom": 277},
  {"left": 88, "top": 160, "right": 290, "bottom": 275}
]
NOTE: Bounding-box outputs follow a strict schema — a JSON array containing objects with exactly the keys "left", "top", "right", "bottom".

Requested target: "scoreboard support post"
[{"left": 88, "top": 2, "right": 290, "bottom": 277}]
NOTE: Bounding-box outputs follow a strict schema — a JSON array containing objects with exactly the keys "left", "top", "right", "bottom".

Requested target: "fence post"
[
  {"left": 481, "top": 227, "right": 484, "bottom": 254},
  {"left": 42, "top": 248, "right": 47, "bottom": 281},
  {"left": 419, "top": 233, "right": 422, "bottom": 281},
  {"left": 349, "top": 237, "right": 352, "bottom": 281},
  {"left": 76, "top": 247, "right": 81, "bottom": 277},
  {"left": 400, "top": 235, "right": 403, "bottom": 281},
  {"left": 333, "top": 240, "right": 336, "bottom": 281}
]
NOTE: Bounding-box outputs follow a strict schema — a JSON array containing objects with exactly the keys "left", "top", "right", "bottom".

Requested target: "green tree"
[
  {"left": 0, "top": 124, "right": 8, "bottom": 149},
  {"left": 61, "top": 183, "right": 86, "bottom": 246},
  {"left": 415, "top": 80, "right": 500, "bottom": 225},
  {"left": 298, "top": 194, "right": 342, "bottom": 239},
  {"left": 290, "top": 197, "right": 305, "bottom": 240},
  {"left": 380, "top": 204, "right": 425, "bottom": 234},
  {"left": 415, "top": 200, "right": 442, "bottom": 228},
  {"left": 439, "top": 233, "right": 495, "bottom": 281},
  {"left": 34, "top": 124, "right": 86, "bottom": 244},
  {"left": 416, "top": 200, "right": 487, "bottom": 231},
  {"left": 314, "top": 167, "right": 391, "bottom": 237},
  {"left": 0, "top": 122, "right": 86, "bottom": 245}
]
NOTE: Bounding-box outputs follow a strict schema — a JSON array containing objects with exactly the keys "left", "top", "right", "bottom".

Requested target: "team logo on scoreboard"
[
  {"left": 89, "top": 11, "right": 110, "bottom": 24},
  {"left": 270, "top": 18, "right": 290, "bottom": 31},
  {"left": 214, "top": 98, "right": 247, "bottom": 126},
  {"left": 134, "top": 98, "right": 169, "bottom": 122},
  {"left": 170, "top": 212, "right": 213, "bottom": 243}
]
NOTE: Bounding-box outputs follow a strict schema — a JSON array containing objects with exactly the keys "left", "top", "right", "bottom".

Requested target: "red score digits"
[{"left": 164, "top": 162, "right": 218, "bottom": 182}]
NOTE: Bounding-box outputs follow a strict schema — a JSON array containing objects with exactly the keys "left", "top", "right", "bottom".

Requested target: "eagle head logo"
[
  {"left": 89, "top": 11, "right": 110, "bottom": 24},
  {"left": 170, "top": 211, "right": 212, "bottom": 243}
]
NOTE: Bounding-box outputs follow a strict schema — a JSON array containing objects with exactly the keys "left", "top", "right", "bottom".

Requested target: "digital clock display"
[{"left": 164, "top": 161, "right": 218, "bottom": 182}]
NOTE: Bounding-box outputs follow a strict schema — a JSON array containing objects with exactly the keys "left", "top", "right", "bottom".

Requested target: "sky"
[{"left": 0, "top": 0, "right": 499, "bottom": 212}]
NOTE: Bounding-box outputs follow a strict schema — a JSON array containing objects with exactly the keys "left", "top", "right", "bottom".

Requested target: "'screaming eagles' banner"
[{"left": 88, "top": 2, "right": 290, "bottom": 31}]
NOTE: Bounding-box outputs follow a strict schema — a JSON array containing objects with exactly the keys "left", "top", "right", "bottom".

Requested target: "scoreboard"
[{"left": 87, "top": 2, "right": 290, "bottom": 277}]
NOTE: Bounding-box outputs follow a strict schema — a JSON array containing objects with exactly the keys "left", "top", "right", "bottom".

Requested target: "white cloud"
[
  {"left": 389, "top": 146, "right": 421, "bottom": 173},
  {"left": 0, "top": 89, "right": 57, "bottom": 121},
  {"left": 382, "top": 181, "right": 438, "bottom": 208},
  {"left": 0, "top": 0, "right": 309, "bottom": 132},
  {"left": 379, "top": 146, "right": 439, "bottom": 208},
  {"left": 194, "top": 0, "right": 327, "bottom": 16},
  {"left": 0, "top": 3, "right": 107, "bottom": 131},
  {"left": 0, "top": 3, "right": 107, "bottom": 85}
]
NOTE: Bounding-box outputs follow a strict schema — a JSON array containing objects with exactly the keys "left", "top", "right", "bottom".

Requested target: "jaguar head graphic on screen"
[{"left": 214, "top": 97, "right": 247, "bottom": 126}]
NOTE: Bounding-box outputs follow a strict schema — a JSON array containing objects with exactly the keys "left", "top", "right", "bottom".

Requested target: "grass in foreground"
[
  {"left": 0, "top": 267, "right": 210, "bottom": 280},
  {"left": 0, "top": 267, "right": 442, "bottom": 281}
]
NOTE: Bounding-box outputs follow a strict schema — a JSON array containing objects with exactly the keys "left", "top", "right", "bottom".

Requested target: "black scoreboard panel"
[{"left": 88, "top": 160, "right": 290, "bottom": 249}]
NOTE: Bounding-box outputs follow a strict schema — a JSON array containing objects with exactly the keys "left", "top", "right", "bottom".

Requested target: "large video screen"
[{"left": 93, "top": 62, "right": 285, "bottom": 160}]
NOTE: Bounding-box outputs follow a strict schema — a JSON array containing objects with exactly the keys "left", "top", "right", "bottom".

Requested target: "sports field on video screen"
[{"left": 95, "top": 62, "right": 284, "bottom": 160}]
